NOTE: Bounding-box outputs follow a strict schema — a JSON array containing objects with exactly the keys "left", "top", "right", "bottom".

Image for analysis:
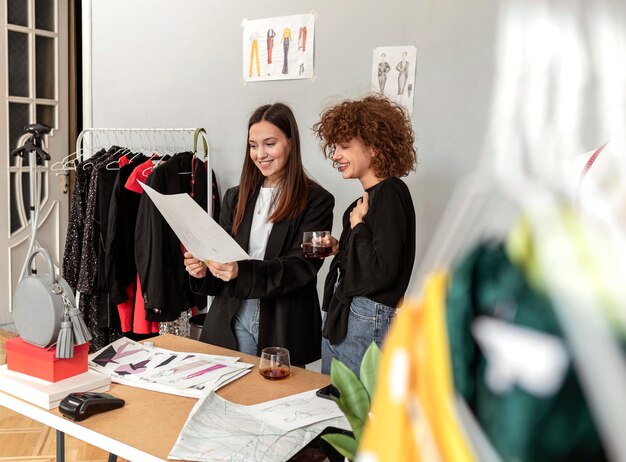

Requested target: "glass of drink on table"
[
  {"left": 302, "top": 231, "right": 332, "bottom": 258},
  {"left": 259, "top": 347, "right": 291, "bottom": 380}
]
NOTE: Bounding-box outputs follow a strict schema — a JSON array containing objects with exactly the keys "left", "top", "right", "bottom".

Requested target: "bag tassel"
[
  {"left": 69, "top": 306, "right": 92, "bottom": 345},
  {"left": 56, "top": 319, "right": 74, "bottom": 359}
]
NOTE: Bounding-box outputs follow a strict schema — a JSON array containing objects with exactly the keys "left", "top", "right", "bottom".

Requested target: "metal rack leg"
[
  {"left": 56, "top": 430, "right": 65, "bottom": 462},
  {"left": 107, "top": 454, "right": 118, "bottom": 462}
]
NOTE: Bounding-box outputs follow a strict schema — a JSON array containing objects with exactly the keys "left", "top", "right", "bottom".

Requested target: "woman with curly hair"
[{"left": 313, "top": 95, "right": 417, "bottom": 376}]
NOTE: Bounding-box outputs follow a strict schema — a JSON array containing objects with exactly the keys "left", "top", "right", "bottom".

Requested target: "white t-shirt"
[{"left": 247, "top": 187, "right": 275, "bottom": 259}]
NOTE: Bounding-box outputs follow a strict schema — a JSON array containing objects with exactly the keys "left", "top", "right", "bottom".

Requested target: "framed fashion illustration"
[
  {"left": 371, "top": 45, "right": 417, "bottom": 115},
  {"left": 242, "top": 13, "right": 315, "bottom": 82}
]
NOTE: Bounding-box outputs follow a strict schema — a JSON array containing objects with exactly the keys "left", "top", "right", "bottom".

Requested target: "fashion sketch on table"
[
  {"left": 90, "top": 340, "right": 147, "bottom": 367},
  {"left": 377, "top": 53, "right": 391, "bottom": 93},
  {"left": 396, "top": 51, "right": 409, "bottom": 95},
  {"left": 149, "top": 358, "right": 211, "bottom": 378},
  {"left": 114, "top": 359, "right": 151, "bottom": 375},
  {"left": 246, "top": 389, "right": 345, "bottom": 432},
  {"left": 281, "top": 27, "right": 292, "bottom": 74},
  {"left": 168, "top": 392, "right": 349, "bottom": 461}
]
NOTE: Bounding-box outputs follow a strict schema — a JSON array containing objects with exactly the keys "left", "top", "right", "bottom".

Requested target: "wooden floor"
[{"left": 0, "top": 330, "right": 112, "bottom": 462}]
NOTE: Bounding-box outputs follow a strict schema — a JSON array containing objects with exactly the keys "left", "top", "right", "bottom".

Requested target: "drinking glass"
[
  {"left": 302, "top": 231, "right": 332, "bottom": 258},
  {"left": 259, "top": 347, "right": 291, "bottom": 380}
]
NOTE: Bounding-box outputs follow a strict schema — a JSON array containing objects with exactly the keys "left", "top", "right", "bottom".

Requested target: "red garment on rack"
[
  {"left": 125, "top": 157, "right": 156, "bottom": 193},
  {"left": 117, "top": 160, "right": 160, "bottom": 334}
]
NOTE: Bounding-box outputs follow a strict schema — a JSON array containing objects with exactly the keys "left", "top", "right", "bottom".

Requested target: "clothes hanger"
[
  {"left": 50, "top": 149, "right": 78, "bottom": 171},
  {"left": 78, "top": 132, "right": 106, "bottom": 169},
  {"left": 193, "top": 128, "right": 209, "bottom": 161},
  {"left": 178, "top": 128, "right": 209, "bottom": 175}
]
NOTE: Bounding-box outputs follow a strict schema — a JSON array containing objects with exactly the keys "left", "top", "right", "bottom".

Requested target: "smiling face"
[
  {"left": 248, "top": 120, "right": 291, "bottom": 187},
  {"left": 332, "top": 138, "right": 381, "bottom": 189}
]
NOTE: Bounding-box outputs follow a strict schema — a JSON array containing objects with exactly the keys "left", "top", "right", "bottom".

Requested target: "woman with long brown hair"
[{"left": 184, "top": 103, "right": 334, "bottom": 366}]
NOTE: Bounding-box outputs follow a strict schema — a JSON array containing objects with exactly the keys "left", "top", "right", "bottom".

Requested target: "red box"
[{"left": 6, "top": 337, "right": 89, "bottom": 382}]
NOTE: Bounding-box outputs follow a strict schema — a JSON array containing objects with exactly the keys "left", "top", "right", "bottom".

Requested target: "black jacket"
[
  {"left": 192, "top": 180, "right": 334, "bottom": 366},
  {"left": 135, "top": 152, "right": 209, "bottom": 321},
  {"left": 322, "top": 177, "right": 416, "bottom": 344}
]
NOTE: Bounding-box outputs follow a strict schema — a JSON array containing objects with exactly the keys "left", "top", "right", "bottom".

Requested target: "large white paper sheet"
[
  {"left": 139, "top": 182, "right": 250, "bottom": 263},
  {"left": 169, "top": 391, "right": 350, "bottom": 462},
  {"left": 246, "top": 389, "right": 345, "bottom": 432}
]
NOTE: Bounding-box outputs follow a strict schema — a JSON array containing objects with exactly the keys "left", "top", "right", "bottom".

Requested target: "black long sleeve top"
[{"left": 322, "top": 177, "right": 416, "bottom": 344}]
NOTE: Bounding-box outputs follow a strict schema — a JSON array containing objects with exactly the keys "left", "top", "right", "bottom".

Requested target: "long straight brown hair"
[{"left": 231, "top": 103, "right": 309, "bottom": 235}]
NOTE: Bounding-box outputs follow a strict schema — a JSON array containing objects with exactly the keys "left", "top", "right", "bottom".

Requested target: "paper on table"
[
  {"left": 246, "top": 389, "right": 345, "bottom": 432},
  {"left": 139, "top": 181, "right": 250, "bottom": 263},
  {"left": 168, "top": 391, "right": 350, "bottom": 462}
]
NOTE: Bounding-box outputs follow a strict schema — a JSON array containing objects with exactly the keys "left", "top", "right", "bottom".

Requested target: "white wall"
[{"left": 85, "top": 0, "right": 621, "bottom": 298}]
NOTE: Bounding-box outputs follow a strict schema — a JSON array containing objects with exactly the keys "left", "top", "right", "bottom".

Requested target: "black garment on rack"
[
  {"left": 94, "top": 150, "right": 126, "bottom": 328},
  {"left": 104, "top": 155, "right": 148, "bottom": 305},
  {"left": 62, "top": 149, "right": 106, "bottom": 289},
  {"left": 135, "top": 151, "right": 209, "bottom": 322},
  {"left": 64, "top": 147, "right": 124, "bottom": 351},
  {"left": 77, "top": 147, "right": 120, "bottom": 294}
]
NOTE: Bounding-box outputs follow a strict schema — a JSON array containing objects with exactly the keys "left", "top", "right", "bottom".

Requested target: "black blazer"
[
  {"left": 192, "top": 180, "right": 334, "bottom": 366},
  {"left": 135, "top": 152, "right": 208, "bottom": 322}
]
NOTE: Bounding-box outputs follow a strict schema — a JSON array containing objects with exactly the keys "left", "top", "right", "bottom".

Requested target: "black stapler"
[{"left": 59, "top": 392, "right": 125, "bottom": 421}]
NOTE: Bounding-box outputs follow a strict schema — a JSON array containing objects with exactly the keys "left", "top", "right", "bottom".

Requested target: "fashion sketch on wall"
[
  {"left": 243, "top": 14, "right": 315, "bottom": 82},
  {"left": 371, "top": 45, "right": 417, "bottom": 115}
]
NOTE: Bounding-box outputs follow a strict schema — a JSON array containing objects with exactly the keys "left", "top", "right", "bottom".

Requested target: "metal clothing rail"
[
  {"left": 73, "top": 127, "right": 212, "bottom": 216},
  {"left": 75, "top": 127, "right": 210, "bottom": 163}
]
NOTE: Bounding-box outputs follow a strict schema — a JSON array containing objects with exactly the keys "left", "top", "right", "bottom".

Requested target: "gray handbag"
[{"left": 12, "top": 248, "right": 91, "bottom": 358}]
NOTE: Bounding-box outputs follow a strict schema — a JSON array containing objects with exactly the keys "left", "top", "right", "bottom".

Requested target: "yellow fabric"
[{"left": 359, "top": 272, "right": 475, "bottom": 462}]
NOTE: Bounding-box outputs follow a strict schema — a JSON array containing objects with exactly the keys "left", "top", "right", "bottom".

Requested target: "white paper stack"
[
  {"left": 0, "top": 365, "right": 111, "bottom": 409},
  {"left": 89, "top": 338, "right": 253, "bottom": 398}
]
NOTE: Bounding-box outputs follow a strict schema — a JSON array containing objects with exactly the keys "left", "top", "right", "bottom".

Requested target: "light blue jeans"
[
  {"left": 321, "top": 296, "right": 396, "bottom": 378},
  {"left": 233, "top": 299, "right": 260, "bottom": 356}
]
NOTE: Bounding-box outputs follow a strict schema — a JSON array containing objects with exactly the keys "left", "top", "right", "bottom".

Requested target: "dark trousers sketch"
[
  {"left": 249, "top": 39, "right": 260, "bottom": 77},
  {"left": 396, "top": 57, "right": 409, "bottom": 95}
]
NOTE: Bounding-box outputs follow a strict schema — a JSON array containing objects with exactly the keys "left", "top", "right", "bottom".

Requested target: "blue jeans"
[
  {"left": 321, "top": 296, "right": 396, "bottom": 377},
  {"left": 233, "top": 299, "right": 260, "bottom": 356}
]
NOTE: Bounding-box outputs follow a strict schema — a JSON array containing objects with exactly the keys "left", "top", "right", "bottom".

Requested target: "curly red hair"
[{"left": 313, "top": 95, "right": 417, "bottom": 178}]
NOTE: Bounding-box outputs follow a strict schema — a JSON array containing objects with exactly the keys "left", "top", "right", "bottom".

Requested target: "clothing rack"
[{"left": 74, "top": 127, "right": 212, "bottom": 217}]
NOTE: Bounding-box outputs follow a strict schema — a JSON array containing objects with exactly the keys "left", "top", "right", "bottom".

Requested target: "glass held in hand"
[
  {"left": 302, "top": 231, "right": 332, "bottom": 258},
  {"left": 259, "top": 347, "right": 291, "bottom": 380}
]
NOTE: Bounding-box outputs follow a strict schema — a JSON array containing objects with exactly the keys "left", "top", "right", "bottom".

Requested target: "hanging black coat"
[
  {"left": 134, "top": 152, "right": 209, "bottom": 322},
  {"left": 104, "top": 156, "right": 147, "bottom": 305},
  {"left": 191, "top": 180, "right": 334, "bottom": 366}
]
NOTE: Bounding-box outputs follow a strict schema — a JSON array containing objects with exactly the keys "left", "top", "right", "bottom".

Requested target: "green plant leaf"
[
  {"left": 321, "top": 432, "right": 358, "bottom": 461},
  {"left": 330, "top": 358, "right": 370, "bottom": 422},
  {"left": 360, "top": 342, "right": 381, "bottom": 401},
  {"left": 340, "top": 407, "right": 364, "bottom": 441}
]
